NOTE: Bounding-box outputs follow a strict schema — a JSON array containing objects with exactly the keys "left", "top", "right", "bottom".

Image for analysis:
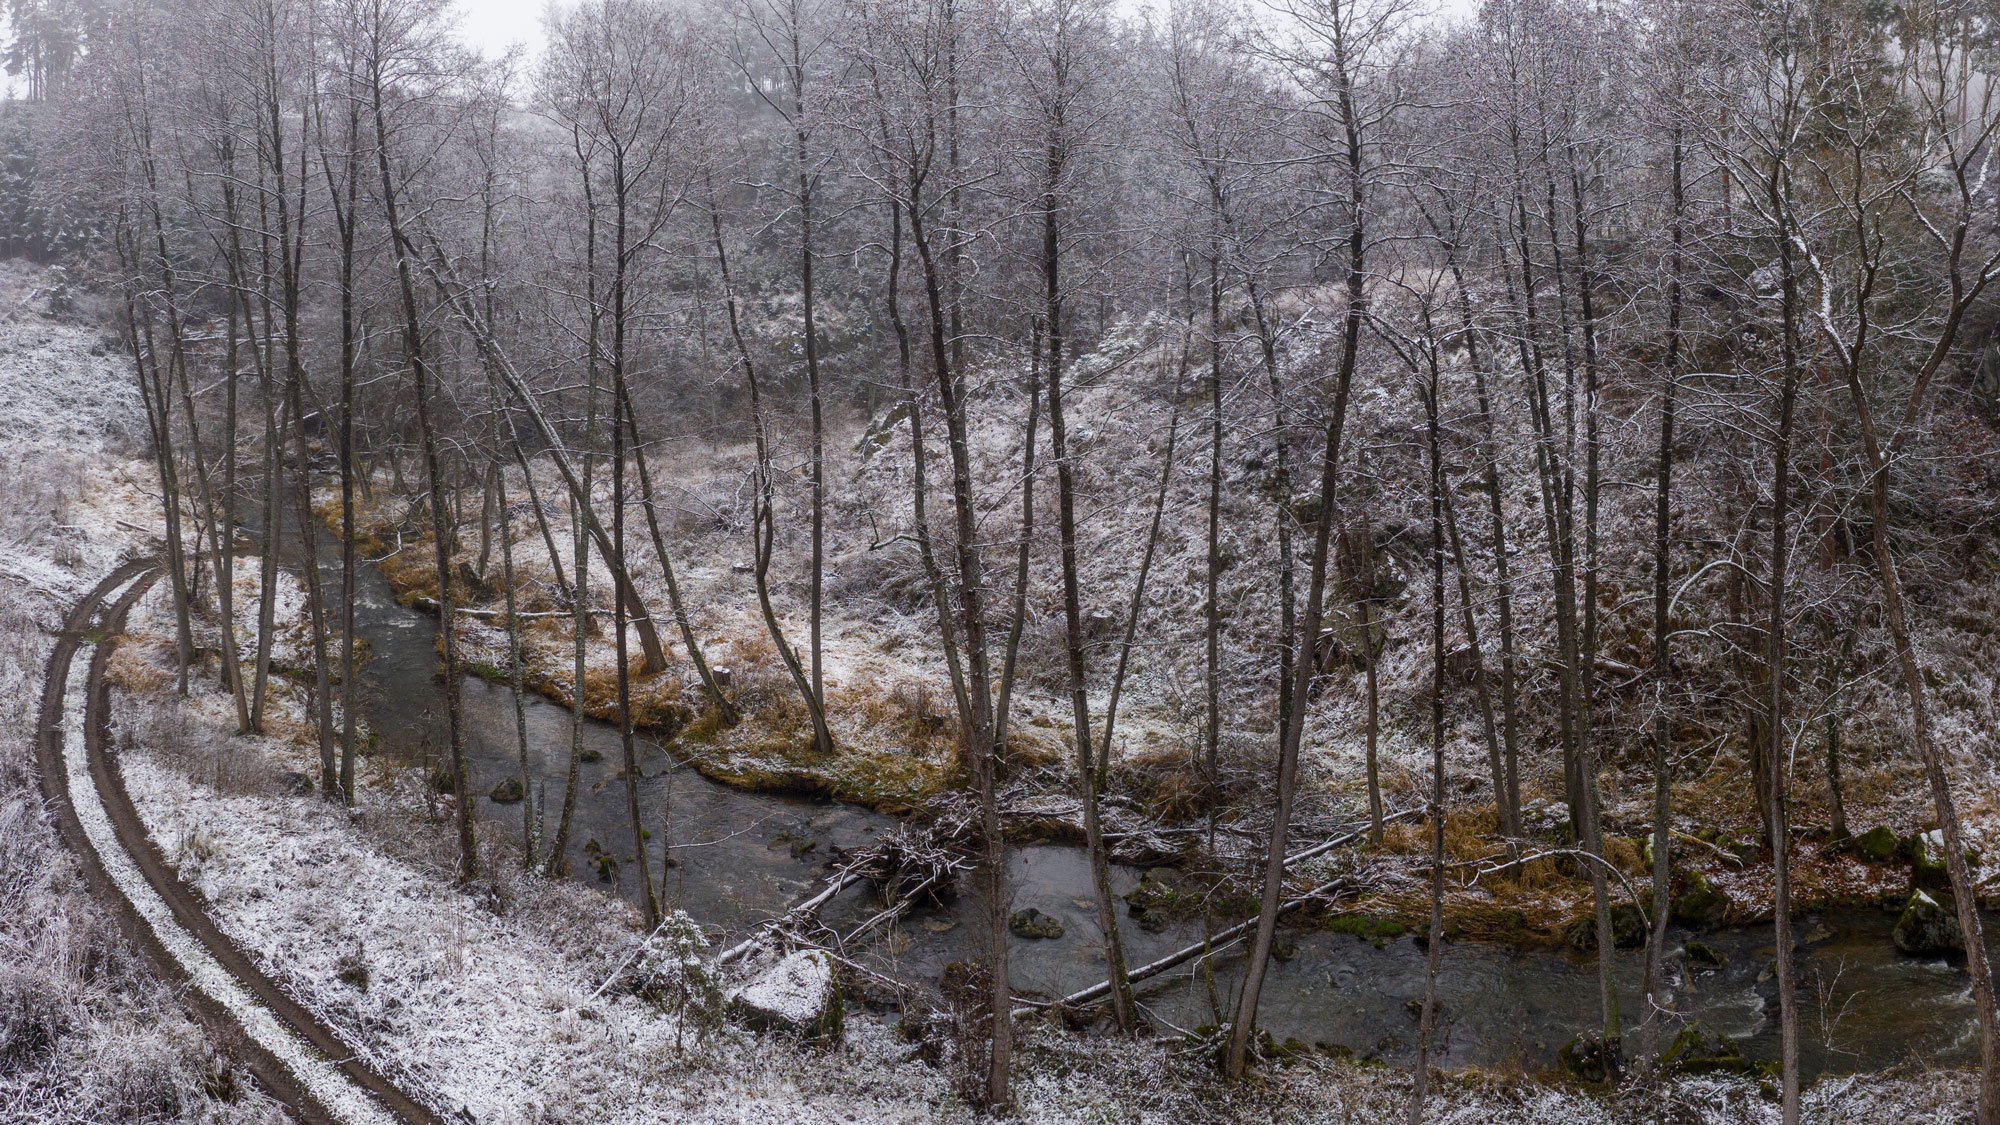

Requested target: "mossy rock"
[
  {"left": 1256, "top": 1030, "right": 1309, "bottom": 1066},
  {"left": 426, "top": 768, "right": 457, "bottom": 794},
  {"left": 1684, "top": 939, "right": 1726, "bottom": 967},
  {"left": 1558, "top": 1033, "right": 1613, "bottom": 1084},
  {"left": 1893, "top": 889, "right": 1964, "bottom": 954},
  {"left": 1325, "top": 913, "right": 1406, "bottom": 946},
  {"left": 1009, "top": 908, "right": 1065, "bottom": 940},
  {"left": 1271, "top": 931, "right": 1300, "bottom": 962},
  {"left": 488, "top": 776, "right": 525, "bottom": 803},
  {"left": 1566, "top": 904, "right": 1649, "bottom": 951},
  {"left": 1671, "top": 869, "right": 1730, "bottom": 930},
  {"left": 1903, "top": 831, "right": 1979, "bottom": 893},
  {"left": 1662, "top": 1022, "right": 1751, "bottom": 1076},
  {"left": 1123, "top": 868, "right": 1190, "bottom": 933},
  {"left": 1849, "top": 826, "right": 1899, "bottom": 864},
  {"left": 579, "top": 747, "right": 605, "bottom": 764}
]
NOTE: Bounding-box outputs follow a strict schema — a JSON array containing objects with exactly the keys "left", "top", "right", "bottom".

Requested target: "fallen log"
[
  {"left": 716, "top": 869, "right": 870, "bottom": 966},
  {"left": 1015, "top": 812, "right": 1417, "bottom": 1017}
]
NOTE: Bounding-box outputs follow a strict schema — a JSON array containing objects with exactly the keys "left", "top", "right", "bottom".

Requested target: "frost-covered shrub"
[{"left": 630, "top": 911, "right": 723, "bottom": 1048}]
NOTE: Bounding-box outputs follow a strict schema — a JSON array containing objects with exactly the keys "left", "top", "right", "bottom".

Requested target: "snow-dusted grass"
[
  {"left": 0, "top": 262, "right": 282, "bottom": 1123},
  {"left": 108, "top": 667, "right": 1971, "bottom": 1123},
  {"left": 59, "top": 619, "right": 397, "bottom": 1125}
]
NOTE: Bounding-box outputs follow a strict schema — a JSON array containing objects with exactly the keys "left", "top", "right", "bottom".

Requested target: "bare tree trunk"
[
  {"left": 1641, "top": 124, "right": 1684, "bottom": 1077},
  {"left": 1045, "top": 237, "right": 1135, "bottom": 1032},
  {"left": 1349, "top": 459, "right": 1385, "bottom": 846},
  {"left": 621, "top": 396, "right": 736, "bottom": 722},
  {"left": 1100, "top": 331, "right": 1189, "bottom": 782},
  {"left": 496, "top": 452, "right": 532, "bottom": 867},
  {"left": 371, "top": 55, "right": 474, "bottom": 882},
  {"left": 1408, "top": 345, "right": 1448, "bottom": 1125},
  {"left": 1224, "top": 39, "right": 1365, "bottom": 1068},
  {"left": 993, "top": 319, "right": 1040, "bottom": 756},
  {"left": 705, "top": 195, "right": 834, "bottom": 755},
  {"left": 1840, "top": 300, "right": 2000, "bottom": 1125},
  {"left": 1204, "top": 250, "right": 1224, "bottom": 833},
  {"left": 908, "top": 181, "right": 1008, "bottom": 1107},
  {"left": 1767, "top": 157, "right": 1804, "bottom": 1125}
]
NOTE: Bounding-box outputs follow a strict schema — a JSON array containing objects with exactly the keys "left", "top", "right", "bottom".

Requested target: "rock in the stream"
[
  {"left": 1661, "top": 1022, "right": 1752, "bottom": 1076},
  {"left": 1009, "top": 908, "right": 1065, "bottom": 940},
  {"left": 1684, "top": 939, "right": 1726, "bottom": 967},
  {"left": 489, "top": 776, "right": 525, "bottom": 803},
  {"left": 729, "top": 950, "right": 843, "bottom": 1045},
  {"left": 1671, "top": 869, "right": 1731, "bottom": 930},
  {"left": 1893, "top": 889, "right": 1964, "bottom": 955},
  {"left": 1558, "top": 1033, "right": 1613, "bottom": 1083}
]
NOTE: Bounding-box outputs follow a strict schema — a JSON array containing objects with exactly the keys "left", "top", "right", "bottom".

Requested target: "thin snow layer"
[
  {"left": 732, "top": 950, "right": 834, "bottom": 1027},
  {"left": 125, "top": 745, "right": 863, "bottom": 1124},
  {"left": 58, "top": 617, "right": 398, "bottom": 1125},
  {"left": 116, "top": 718, "right": 1972, "bottom": 1125}
]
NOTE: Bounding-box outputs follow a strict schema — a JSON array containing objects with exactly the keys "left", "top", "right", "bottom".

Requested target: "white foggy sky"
[
  {"left": 449, "top": 0, "right": 1485, "bottom": 67},
  {"left": 453, "top": 0, "right": 551, "bottom": 62}
]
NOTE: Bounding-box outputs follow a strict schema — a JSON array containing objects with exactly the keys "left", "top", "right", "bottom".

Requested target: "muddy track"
[{"left": 35, "top": 561, "right": 439, "bottom": 1125}]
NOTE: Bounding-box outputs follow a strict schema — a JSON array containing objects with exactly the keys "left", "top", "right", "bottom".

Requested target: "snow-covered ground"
[
  {"left": 0, "top": 260, "right": 285, "bottom": 1122},
  {"left": 0, "top": 258, "right": 1981, "bottom": 1122}
]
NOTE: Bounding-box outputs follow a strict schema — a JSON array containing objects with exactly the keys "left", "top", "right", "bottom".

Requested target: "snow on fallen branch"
[{"left": 1017, "top": 809, "right": 1421, "bottom": 1017}]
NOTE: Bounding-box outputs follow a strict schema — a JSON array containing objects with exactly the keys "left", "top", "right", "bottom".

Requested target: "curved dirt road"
[{"left": 36, "top": 561, "right": 438, "bottom": 1125}]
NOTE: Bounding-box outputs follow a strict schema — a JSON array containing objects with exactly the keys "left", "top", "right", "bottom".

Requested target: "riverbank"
[
  {"left": 96, "top": 619, "right": 1985, "bottom": 1120},
  {"left": 321, "top": 481, "right": 1971, "bottom": 961}
]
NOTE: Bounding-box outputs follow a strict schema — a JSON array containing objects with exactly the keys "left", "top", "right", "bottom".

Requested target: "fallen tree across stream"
[{"left": 1014, "top": 808, "right": 1420, "bottom": 1018}]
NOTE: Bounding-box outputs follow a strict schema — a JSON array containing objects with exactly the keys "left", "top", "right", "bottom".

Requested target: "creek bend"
[{"left": 320, "top": 543, "right": 1985, "bottom": 1081}]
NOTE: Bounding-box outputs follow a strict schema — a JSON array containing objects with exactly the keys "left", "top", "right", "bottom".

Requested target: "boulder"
[
  {"left": 1893, "top": 889, "right": 1964, "bottom": 955},
  {"left": 1905, "top": 830, "right": 1979, "bottom": 893},
  {"left": 489, "top": 776, "right": 525, "bottom": 803},
  {"left": 1009, "top": 908, "right": 1065, "bottom": 940},
  {"left": 1684, "top": 939, "right": 1726, "bottom": 967},
  {"left": 1849, "top": 826, "right": 1899, "bottom": 864},
  {"left": 730, "top": 949, "right": 843, "bottom": 1045},
  {"left": 1568, "top": 904, "right": 1649, "bottom": 951},
  {"left": 1661, "top": 1022, "right": 1751, "bottom": 1076},
  {"left": 1271, "top": 931, "right": 1300, "bottom": 963},
  {"left": 1671, "top": 869, "right": 1730, "bottom": 930},
  {"left": 1558, "top": 1033, "right": 1613, "bottom": 1084}
]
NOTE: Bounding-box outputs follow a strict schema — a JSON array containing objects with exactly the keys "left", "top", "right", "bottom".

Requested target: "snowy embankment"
[
  {"left": 114, "top": 679, "right": 1975, "bottom": 1124},
  {"left": 0, "top": 261, "right": 282, "bottom": 1122},
  {"left": 54, "top": 584, "right": 397, "bottom": 1125},
  {"left": 116, "top": 713, "right": 958, "bottom": 1124}
]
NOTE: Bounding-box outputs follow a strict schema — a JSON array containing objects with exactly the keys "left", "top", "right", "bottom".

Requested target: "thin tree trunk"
[
  {"left": 993, "top": 319, "right": 1040, "bottom": 756},
  {"left": 496, "top": 453, "right": 532, "bottom": 867},
  {"left": 620, "top": 395, "right": 736, "bottom": 722},
  {"left": 1046, "top": 241, "right": 1135, "bottom": 1032},
  {"left": 1350, "top": 459, "right": 1385, "bottom": 846},
  {"left": 705, "top": 190, "right": 833, "bottom": 755},
  {"left": 1641, "top": 124, "right": 1684, "bottom": 1077},
  {"left": 1408, "top": 350, "right": 1448, "bottom": 1125},
  {"left": 1224, "top": 38, "right": 1365, "bottom": 1068},
  {"left": 372, "top": 59, "right": 474, "bottom": 882},
  {"left": 1768, "top": 159, "right": 1803, "bottom": 1125}
]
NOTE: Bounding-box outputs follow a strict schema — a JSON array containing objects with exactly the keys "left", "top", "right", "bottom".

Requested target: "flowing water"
[{"left": 333, "top": 547, "right": 1984, "bottom": 1079}]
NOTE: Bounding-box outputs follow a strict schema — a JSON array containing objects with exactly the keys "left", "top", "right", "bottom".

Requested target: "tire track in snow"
[{"left": 36, "top": 561, "right": 437, "bottom": 1125}]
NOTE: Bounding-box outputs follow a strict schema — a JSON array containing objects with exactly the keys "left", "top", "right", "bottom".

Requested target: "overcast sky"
[
  {"left": 448, "top": 0, "right": 1482, "bottom": 70},
  {"left": 453, "top": 0, "right": 550, "bottom": 63}
]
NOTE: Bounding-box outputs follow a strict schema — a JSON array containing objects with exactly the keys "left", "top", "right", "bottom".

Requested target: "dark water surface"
[{"left": 330, "top": 546, "right": 1987, "bottom": 1079}]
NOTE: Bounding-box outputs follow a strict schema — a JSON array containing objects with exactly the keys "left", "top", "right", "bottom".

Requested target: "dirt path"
[{"left": 35, "top": 561, "right": 438, "bottom": 1125}]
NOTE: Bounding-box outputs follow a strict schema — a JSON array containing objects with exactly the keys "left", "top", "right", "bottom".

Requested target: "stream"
[{"left": 333, "top": 548, "right": 1984, "bottom": 1079}]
